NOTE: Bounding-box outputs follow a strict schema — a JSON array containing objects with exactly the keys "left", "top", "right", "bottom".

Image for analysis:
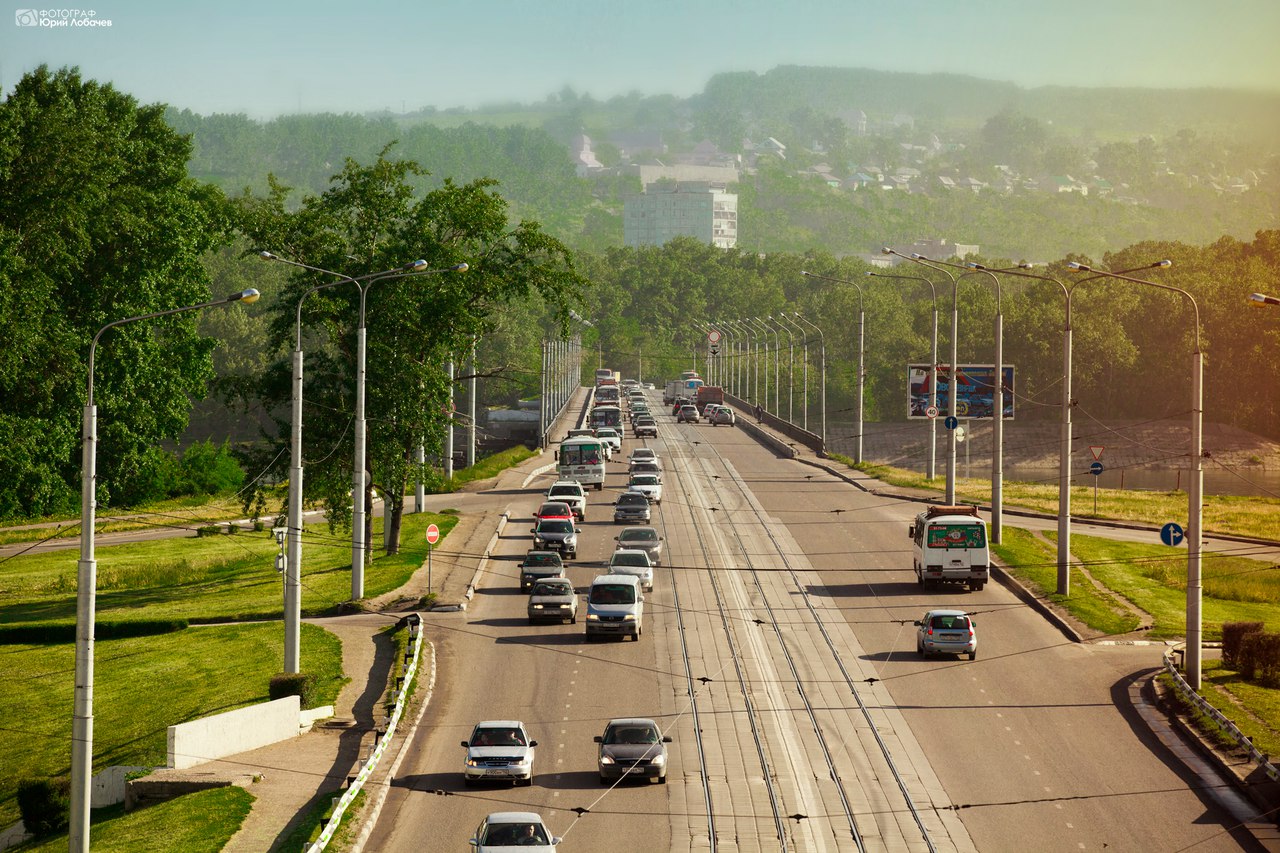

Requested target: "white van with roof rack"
[{"left": 909, "top": 505, "right": 990, "bottom": 591}]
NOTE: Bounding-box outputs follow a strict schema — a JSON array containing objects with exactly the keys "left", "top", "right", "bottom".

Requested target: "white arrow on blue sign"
[
  {"left": 1090, "top": 461, "right": 1103, "bottom": 476},
  {"left": 1160, "top": 522, "right": 1185, "bottom": 547},
  {"left": 944, "top": 416, "right": 959, "bottom": 430}
]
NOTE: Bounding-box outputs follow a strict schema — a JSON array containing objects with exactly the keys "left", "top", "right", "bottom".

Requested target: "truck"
[
  {"left": 908, "top": 505, "right": 990, "bottom": 591},
  {"left": 595, "top": 368, "right": 618, "bottom": 387},
  {"left": 695, "top": 385, "right": 724, "bottom": 414}
]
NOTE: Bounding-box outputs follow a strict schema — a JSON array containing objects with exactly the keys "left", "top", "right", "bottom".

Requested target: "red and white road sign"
[
  {"left": 426, "top": 523, "right": 440, "bottom": 545},
  {"left": 708, "top": 329, "right": 722, "bottom": 343},
  {"left": 1089, "top": 445, "right": 1105, "bottom": 461},
  {"left": 925, "top": 405, "right": 939, "bottom": 419}
]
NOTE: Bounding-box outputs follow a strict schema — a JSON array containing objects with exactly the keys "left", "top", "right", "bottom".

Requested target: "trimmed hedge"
[
  {"left": 17, "top": 776, "right": 69, "bottom": 837},
  {"left": 0, "top": 619, "right": 188, "bottom": 645},
  {"left": 1222, "top": 621, "right": 1264, "bottom": 669},
  {"left": 1238, "top": 631, "right": 1280, "bottom": 687},
  {"left": 269, "top": 672, "right": 318, "bottom": 709}
]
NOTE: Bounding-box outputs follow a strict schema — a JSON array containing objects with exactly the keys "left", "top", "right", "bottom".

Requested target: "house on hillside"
[
  {"left": 612, "top": 131, "right": 666, "bottom": 161},
  {"left": 570, "top": 133, "right": 603, "bottom": 177}
]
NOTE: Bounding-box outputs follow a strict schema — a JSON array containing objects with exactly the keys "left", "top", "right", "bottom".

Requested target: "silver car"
[
  {"left": 915, "top": 609, "right": 977, "bottom": 660},
  {"left": 614, "top": 526, "right": 663, "bottom": 566},
  {"left": 462, "top": 721, "right": 537, "bottom": 786},
  {"left": 527, "top": 577, "right": 577, "bottom": 624},
  {"left": 595, "top": 717, "right": 672, "bottom": 784}
]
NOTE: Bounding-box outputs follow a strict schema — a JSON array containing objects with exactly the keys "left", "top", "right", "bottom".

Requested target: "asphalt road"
[{"left": 362, "top": 395, "right": 1264, "bottom": 852}]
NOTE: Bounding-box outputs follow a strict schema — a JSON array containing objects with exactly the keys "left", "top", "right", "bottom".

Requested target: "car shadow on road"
[
  {"left": 808, "top": 581, "right": 942, "bottom": 597},
  {"left": 493, "top": 631, "right": 588, "bottom": 646}
]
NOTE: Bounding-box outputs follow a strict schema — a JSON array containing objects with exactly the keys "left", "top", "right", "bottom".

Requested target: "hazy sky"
[{"left": 4, "top": 0, "right": 1279, "bottom": 119}]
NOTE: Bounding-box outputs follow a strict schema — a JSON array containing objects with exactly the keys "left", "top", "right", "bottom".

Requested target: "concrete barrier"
[{"left": 168, "top": 696, "right": 301, "bottom": 769}]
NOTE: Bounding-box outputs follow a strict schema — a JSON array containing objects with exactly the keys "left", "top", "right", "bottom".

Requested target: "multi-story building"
[{"left": 623, "top": 181, "right": 738, "bottom": 249}]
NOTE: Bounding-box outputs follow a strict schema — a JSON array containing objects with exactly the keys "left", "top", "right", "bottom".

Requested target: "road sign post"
[
  {"left": 1090, "top": 461, "right": 1104, "bottom": 513},
  {"left": 426, "top": 523, "right": 440, "bottom": 594}
]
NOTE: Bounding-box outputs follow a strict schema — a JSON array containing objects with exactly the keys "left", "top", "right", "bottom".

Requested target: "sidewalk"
[{"left": 202, "top": 391, "right": 586, "bottom": 852}]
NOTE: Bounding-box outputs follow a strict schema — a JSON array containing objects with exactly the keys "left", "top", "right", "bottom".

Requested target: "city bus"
[
  {"left": 590, "top": 404, "right": 622, "bottom": 431},
  {"left": 556, "top": 435, "right": 607, "bottom": 490}
]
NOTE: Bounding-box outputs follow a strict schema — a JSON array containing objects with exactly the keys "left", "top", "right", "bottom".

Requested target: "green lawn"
[
  {"left": 0, "top": 623, "right": 343, "bottom": 830},
  {"left": 13, "top": 787, "right": 254, "bottom": 853},
  {"left": 843, "top": 458, "right": 1280, "bottom": 542},
  {"left": 0, "top": 511, "right": 457, "bottom": 627},
  {"left": 1059, "top": 533, "right": 1280, "bottom": 640},
  {"left": 991, "top": 527, "right": 1140, "bottom": 635}
]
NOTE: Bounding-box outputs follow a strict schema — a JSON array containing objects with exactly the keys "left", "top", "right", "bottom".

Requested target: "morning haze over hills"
[{"left": 168, "top": 65, "right": 1280, "bottom": 262}]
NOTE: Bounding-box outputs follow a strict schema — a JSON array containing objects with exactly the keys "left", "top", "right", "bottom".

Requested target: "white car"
[
  {"left": 546, "top": 480, "right": 587, "bottom": 521},
  {"left": 627, "top": 474, "right": 662, "bottom": 505},
  {"left": 595, "top": 427, "right": 622, "bottom": 456},
  {"left": 462, "top": 721, "right": 538, "bottom": 786},
  {"left": 628, "top": 448, "right": 661, "bottom": 471},
  {"left": 609, "top": 548, "right": 654, "bottom": 591},
  {"left": 469, "top": 811, "right": 560, "bottom": 850}
]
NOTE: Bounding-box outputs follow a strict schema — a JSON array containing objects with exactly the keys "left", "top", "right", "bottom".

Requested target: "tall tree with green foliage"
[
  {"left": 0, "top": 66, "right": 234, "bottom": 519},
  {"left": 235, "top": 148, "right": 586, "bottom": 553}
]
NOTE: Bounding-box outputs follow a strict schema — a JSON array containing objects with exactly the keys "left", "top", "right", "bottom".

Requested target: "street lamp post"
[
  {"left": 884, "top": 248, "right": 960, "bottom": 504},
  {"left": 868, "top": 271, "right": 938, "bottom": 480},
  {"left": 733, "top": 319, "right": 756, "bottom": 405},
  {"left": 1251, "top": 292, "right": 1280, "bottom": 306},
  {"left": 793, "top": 312, "right": 826, "bottom": 448},
  {"left": 778, "top": 313, "right": 808, "bottom": 430},
  {"left": 1068, "top": 261, "right": 1206, "bottom": 686},
  {"left": 743, "top": 317, "right": 767, "bottom": 410},
  {"left": 801, "top": 270, "right": 865, "bottom": 463},
  {"left": 71, "top": 288, "right": 261, "bottom": 853},
  {"left": 771, "top": 315, "right": 795, "bottom": 424},
  {"left": 725, "top": 319, "right": 746, "bottom": 399},
  {"left": 260, "top": 254, "right": 467, "bottom": 603},
  {"left": 754, "top": 316, "right": 780, "bottom": 413}
]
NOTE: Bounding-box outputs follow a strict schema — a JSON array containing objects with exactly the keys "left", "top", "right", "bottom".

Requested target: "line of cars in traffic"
[{"left": 468, "top": 382, "right": 671, "bottom": 850}]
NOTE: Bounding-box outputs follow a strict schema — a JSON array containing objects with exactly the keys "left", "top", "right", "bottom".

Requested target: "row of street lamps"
[
  {"left": 71, "top": 255, "right": 468, "bottom": 852},
  {"left": 708, "top": 312, "right": 826, "bottom": 446}
]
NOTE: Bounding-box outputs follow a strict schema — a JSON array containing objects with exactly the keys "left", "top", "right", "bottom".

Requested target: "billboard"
[{"left": 908, "top": 364, "right": 1015, "bottom": 420}]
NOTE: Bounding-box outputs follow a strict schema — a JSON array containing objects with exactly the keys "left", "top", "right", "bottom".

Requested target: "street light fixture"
[
  {"left": 71, "top": 287, "right": 261, "bottom": 853},
  {"left": 770, "top": 315, "right": 796, "bottom": 424},
  {"left": 777, "top": 313, "right": 809, "bottom": 430},
  {"left": 754, "top": 316, "right": 780, "bottom": 414},
  {"left": 744, "top": 316, "right": 769, "bottom": 411},
  {"left": 883, "top": 248, "right": 960, "bottom": 503},
  {"left": 260, "top": 252, "right": 467, "bottom": 603},
  {"left": 1067, "top": 260, "right": 1207, "bottom": 687},
  {"left": 720, "top": 318, "right": 744, "bottom": 399},
  {"left": 801, "top": 270, "right": 865, "bottom": 464},
  {"left": 868, "top": 271, "right": 939, "bottom": 480},
  {"left": 792, "top": 311, "right": 826, "bottom": 449},
  {"left": 1250, "top": 292, "right": 1280, "bottom": 306}
]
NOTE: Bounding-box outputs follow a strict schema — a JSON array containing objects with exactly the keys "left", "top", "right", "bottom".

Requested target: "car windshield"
[
  {"left": 539, "top": 520, "right": 573, "bottom": 534},
  {"left": 531, "top": 581, "right": 570, "bottom": 595},
  {"left": 631, "top": 475, "right": 659, "bottom": 486},
  {"left": 929, "top": 614, "right": 970, "bottom": 630},
  {"left": 471, "top": 727, "right": 527, "bottom": 747},
  {"left": 550, "top": 485, "right": 581, "bottom": 498},
  {"left": 597, "top": 429, "right": 618, "bottom": 438},
  {"left": 590, "top": 583, "right": 637, "bottom": 604},
  {"left": 618, "top": 493, "right": 648, "bottom": 506},
  {"left": 524, "top": 553, "right": 560, "bottom": 566},
  {"left": 538, "top": 503, "right": 570, "bottom": 515},
  {"left": 484, "top": 822, "right": 548, "bottom": 845},
  {"left": 605, "top": 724, "right": 659, "bottom": 744},
  {"left": 620, "top": 529, "right": 657, "bottom": 543},
  {"left": 611, "top": 553, "right": 647, "bottom": 567}
]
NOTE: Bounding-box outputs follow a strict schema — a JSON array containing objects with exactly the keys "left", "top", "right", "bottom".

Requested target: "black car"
[
  {"left": 519, "top": 550, "right": 566, "bottom": 591},
  {"left": 613, "top": 491, "right": 652, "bottom": 524}
]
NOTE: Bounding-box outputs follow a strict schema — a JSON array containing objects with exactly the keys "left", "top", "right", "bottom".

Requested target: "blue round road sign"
[
  {"left": 944, "top": 416, "right": 959, "bottom": 430},
  {"left": 1160, "top": 522, "right": 1185, "bottom": 547},
  {"left": 1089, "top": 461, "right": 1103, "bottom": 476}
]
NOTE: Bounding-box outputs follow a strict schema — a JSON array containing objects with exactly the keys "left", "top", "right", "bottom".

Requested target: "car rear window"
[
  {"left": 618, "top": 494, "right": 648, "bottom": 506},
  {"left": 929, "top": 614, "right": 971, "bottom": 630},
  {"left": 531, "top": 581, "right": 569, "bottom": 595},
  {"left": 926, "top": 523, "right": 986, "bottom": 548},
  {"left": 622, "top": 529, "right": 657, "bottom": 542}
]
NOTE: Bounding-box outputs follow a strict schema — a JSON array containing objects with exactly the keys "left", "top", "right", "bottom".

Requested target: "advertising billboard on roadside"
[{"left": 908, "top": 364, "right": 1015, "bottom": 420}]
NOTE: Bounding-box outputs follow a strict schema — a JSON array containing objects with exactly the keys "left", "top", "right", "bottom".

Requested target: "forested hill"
[{"left": 166, "top": 64, "right": 1280, "bottom": 261}]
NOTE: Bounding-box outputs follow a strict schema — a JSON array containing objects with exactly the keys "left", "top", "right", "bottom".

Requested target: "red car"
[{"left": 535, "top": 501, "right": 574, "bottom": 521}]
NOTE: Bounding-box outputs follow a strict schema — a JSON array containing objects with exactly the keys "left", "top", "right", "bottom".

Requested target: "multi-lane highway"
[{"left": 364, "top": 390, "right": 1262, "bottom": 852}]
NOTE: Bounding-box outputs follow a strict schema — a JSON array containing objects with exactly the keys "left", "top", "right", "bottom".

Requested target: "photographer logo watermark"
[{"left": 15, "top": 8, "right": 113, "bottom": 28}]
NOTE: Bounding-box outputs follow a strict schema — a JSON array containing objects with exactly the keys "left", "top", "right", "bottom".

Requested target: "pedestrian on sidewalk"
[{"left": 755, "top": 403, "right": 763, "bottom": 423}]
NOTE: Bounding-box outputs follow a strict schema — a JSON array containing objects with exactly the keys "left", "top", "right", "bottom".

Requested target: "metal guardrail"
[
  {"left": 1163, "top": 646, "right": 1279, "bottom": 784},
  {"left": 306, "top": 614, "right": 425, "bottom": 853}
]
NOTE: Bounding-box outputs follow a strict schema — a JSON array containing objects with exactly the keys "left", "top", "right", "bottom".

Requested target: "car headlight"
[
  {"left": 514, "top": 755, "right": 531, "bottom": 766},
  {"left": 599, "top": 755, "right": 615, "bottom": 765},
  {"left": 531, "top": 604, "right": 544, "bottom": 610},
  {"left": 466, "top": 758, "right": 480, "bottom": 768},
  {"left": 650, "top": 753, "right": 666, "bottom": 765},
  {"left": 622, "top": 614, "right": 636, "bottom": 621},
  {"left": 586, "top": 614, "right": 600, "bottom": 621}
]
